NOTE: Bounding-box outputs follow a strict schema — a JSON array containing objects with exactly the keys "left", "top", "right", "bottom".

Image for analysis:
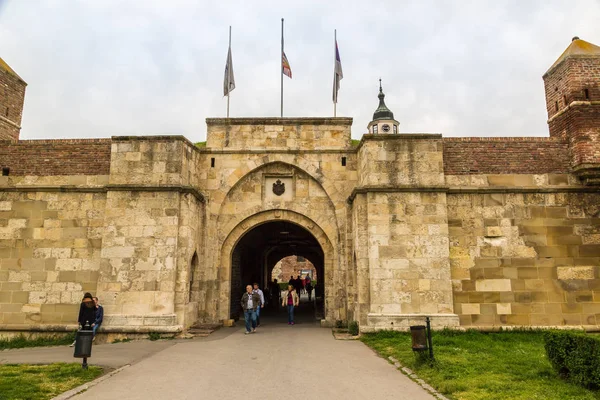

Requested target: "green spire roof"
[{"left": 373, "top": 79, "right": 394, "bottom": 121}]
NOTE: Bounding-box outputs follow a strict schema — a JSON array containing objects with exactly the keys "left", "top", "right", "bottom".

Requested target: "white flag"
[
  {"left": 333, "top": 40, "right": 343, "bottom": 103},
  {"left": 223, "top": 46, "right": 235, "bottom": 96}
]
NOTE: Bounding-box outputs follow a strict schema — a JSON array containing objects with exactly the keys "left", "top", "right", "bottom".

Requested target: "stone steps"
[{"left": 187, "top": 323, "right": 221, "bottom": 337}]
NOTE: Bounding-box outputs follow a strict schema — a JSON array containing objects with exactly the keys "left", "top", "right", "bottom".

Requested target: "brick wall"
[
  {"left": 0, "top": 139, "right": 111, "bottom": 176},
  {"left": 443, "top": 138, "right": 570, "bottom": 175},
  {"left": 0, "top": 67, "right": 26, "bottom": 141}
]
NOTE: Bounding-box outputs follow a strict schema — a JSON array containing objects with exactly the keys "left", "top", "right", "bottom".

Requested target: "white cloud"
[{"left": 1, "top": 0, "right": 599, "bottom": 141}]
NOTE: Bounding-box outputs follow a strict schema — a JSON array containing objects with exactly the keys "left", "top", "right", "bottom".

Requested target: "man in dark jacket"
[
  {"left": 240, "top": 285, "right": 260, "bottom": 334},
  {"left": 92, "top": 296, "right": 104, "bottom": 340}
]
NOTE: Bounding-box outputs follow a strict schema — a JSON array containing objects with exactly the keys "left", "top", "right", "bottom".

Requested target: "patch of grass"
[
  {"left": 0, "top": 333, "right": 75, "bottom": 350},
  {"left": 0, "top": 363, "right": 102, "bottom": 400},
  {"left": 195, "top": 141, "right": 206, "bottom": 148},
  {"left": 351, "top": 139, "right": 361, "bottom": 147},
  {"left": 361, "top": 330, "right": 600, "bottom": 400},
  {"left": 112, "top": 338, "right": 132, "bottom": 344},
  {"left": 148, "top": 332, "right": 161, "bottom": 341}
]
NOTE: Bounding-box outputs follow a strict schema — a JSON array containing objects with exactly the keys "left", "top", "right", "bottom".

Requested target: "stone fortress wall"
[{"left": 0, "top": 37, "right": 599, "bottom": 335}]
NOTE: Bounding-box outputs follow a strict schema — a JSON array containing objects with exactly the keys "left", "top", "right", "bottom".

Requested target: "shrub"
[
  {"left": 544, "top": 330, "right": 600, "bottom": 389},
  {"left": 334, "top": 320, "right": 347, "bottom": 329},
  {"left": 148, "top": 332, "right": 161, "bottom": 341},
  {"left": 348, "top": 321, "right": 359, "bottom": 336}
]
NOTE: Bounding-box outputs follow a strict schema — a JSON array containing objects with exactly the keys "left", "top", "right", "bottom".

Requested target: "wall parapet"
[{"left": 443, "top": 137, "right": 570, "bottom": 175}]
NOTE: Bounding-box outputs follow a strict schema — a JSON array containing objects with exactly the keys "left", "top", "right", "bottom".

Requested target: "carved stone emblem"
[{"left": 273, "top": 179, "right": 285, "bottom": 196}]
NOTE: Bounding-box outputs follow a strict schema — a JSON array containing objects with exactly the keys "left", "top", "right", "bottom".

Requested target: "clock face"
[{"left": 382, "top": 124, "right": 390, "bottom": 133}]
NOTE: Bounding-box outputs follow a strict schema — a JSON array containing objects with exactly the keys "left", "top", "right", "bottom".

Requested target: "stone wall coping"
[
  {"left": 206, "top": 117, "right": 353, "bottom": 126},
  {"left": 0, "top": 184, "right": 206, "bottom": 202},
  {"left": 348, "top": 185, "right": 600, "bottom": 203},
  {"left": 111, "top": 134, "right": 201, "bottom": 154},
  {"left": 447, "top": 186, "right": 600, "bottom": 194},
  {"left": 348, "top": 185, "right": 448, "bottom": 203},
  {"left": 355, "top": 133, "right": 442, "bottom": 151},
  {"left": 546, "top": 101, "right": 600, "bottom": 124}
]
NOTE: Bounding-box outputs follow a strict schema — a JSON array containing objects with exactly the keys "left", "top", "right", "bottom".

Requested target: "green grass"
[
  {"left": 0, "top": 363, "right": 102, "bottom": 400},
  {"left": 361, "top": 330, "right": 600, "bottom": 400},
  {"left": 195, "top": 141, "right": 206, "bottom": 148},
  {"left": 0, "top": 333, "right": 75, "bottom": 350},
  {"left": 351, "top": 139, "right": 360, "bottom": 147}
]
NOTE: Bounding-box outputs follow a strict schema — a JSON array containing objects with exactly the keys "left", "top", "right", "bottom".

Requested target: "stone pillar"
[
  {"left": 355, "top": 134, "right": 459, "bottom": 331},
  {"left": 97, "top": 136, "right": 203, "bottom": 333}
]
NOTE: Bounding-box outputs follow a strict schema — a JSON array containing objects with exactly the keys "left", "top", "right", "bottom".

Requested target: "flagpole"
[
  {"left": 280, "top": 18, "right": 284, "bottom": 118},
  {"left": 227, "top": 26, "right": 231, "bottom": 118},
  {"left": 334, "top": 29, "right": 337, "bottom": 117}
]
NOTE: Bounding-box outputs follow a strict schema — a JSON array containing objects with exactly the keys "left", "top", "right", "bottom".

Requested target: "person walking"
[
  {"left": 294, "top": 275, "right": 303, "bottom": 298},
  {"left": 270, "top": 279, "right": 281, "bottom": 309},
  {"left": 92, "top": 296, "right": 104, "bottom": 341},
  {"left": 281, "top": 284, "right": 299, "bottom": 325},
  {"left": 306, "top": 281, "right": 313, "bottom": 302},
  {"left": 252, "top": 283, "right": 265, "bottom": 327},
  {"left": 70, "top": 292, "right": 96, "bottom": 346},
  {"left": 240, "top": 285, "right": 260, "bottom": 334}
]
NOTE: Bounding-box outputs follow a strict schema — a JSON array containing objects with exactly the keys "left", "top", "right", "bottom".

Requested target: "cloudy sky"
[{"left": 1, "top": 0, "right": 598, "bottom": 142}]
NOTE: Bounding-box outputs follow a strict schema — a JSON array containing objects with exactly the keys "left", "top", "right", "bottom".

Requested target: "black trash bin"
[
  {"left": 74, "top": 328, "right": 93, "bottom": 368},
  {"left": 410, "top": 325, "right": 428, "bottom": 351}
]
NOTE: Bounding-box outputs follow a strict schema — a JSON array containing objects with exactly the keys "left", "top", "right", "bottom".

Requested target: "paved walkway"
[{"left": 1, "top": 303, "right": 434, "bottom": 400}]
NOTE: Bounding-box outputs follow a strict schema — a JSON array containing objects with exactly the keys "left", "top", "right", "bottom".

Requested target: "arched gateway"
[{"left": 219, "top": 210, "right": 335, "bottom": 323}]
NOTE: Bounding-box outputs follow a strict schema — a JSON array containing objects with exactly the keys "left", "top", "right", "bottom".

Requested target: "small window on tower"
[
  {"left": 373, "top": 125, "right": 378, "bottom": 134},
  {"left": 555, "top": 101, "right": 558, "bottom": 112},
  {"left": 393, "top": 125, "right": 397, "bottom": 134},
  {"left": 210, "top": 158, "right": 215, "bottom": 168},
  {"left": 584, "top": 88, "right": 590, "bottom": 100},
  {"left": 341, "top": 157, "right": 346, "bottom": 167},
  {"left": 563, "top": 95, "right": 567, "bottom": 106}
]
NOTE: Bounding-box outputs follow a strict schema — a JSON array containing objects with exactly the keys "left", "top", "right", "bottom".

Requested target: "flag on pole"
[
  {"left": 333, "top": 39, "right": 343, "bottom": 103},
  {"left": 282, "top": 51, "right": 292, "bottom": 78},
  {"left": 223, "top": 45, "right": 235, "bottom": 96}
]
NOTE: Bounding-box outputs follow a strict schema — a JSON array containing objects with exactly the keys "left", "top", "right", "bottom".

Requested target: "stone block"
[
  {"left": 496, "top": 303, "right": 512, "bottom": 315},
  {"left": 475, "top": 279, "right": 511, "bottom": 292},
  {"left": 557, "top": 266, "right": 595, "bottom": 280},
  {"left": 461, "top": 303, "right": 481, "bottom": 315}
]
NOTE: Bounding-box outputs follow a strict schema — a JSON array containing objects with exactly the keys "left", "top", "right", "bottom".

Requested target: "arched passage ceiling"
[{"left": 237, "top": 220, "right": 323, "bottom": 258}]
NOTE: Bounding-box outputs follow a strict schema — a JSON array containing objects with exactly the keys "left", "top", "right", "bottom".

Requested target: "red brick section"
[
  {"left": 543, "top": 53, "right": 600, "bottom": 168},
  {"left": 0, "top": 65, "right": 27, "bottom": 141},
  {"left": 0, "top": 139, "right": 111, "bottom": 176},
  {"left": 443, "top": 137, "right": 570, "bottom": 175}
]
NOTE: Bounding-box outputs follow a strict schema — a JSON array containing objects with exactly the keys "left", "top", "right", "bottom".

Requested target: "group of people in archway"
[
  {"left": 288, "top": 274, "right": 313, "bottom": 301},
  {"left": 240, "top": 276, "right": 314, "bottom": 334}
]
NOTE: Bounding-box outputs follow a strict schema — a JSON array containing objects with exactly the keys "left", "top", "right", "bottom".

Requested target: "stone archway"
[{"left": 219, "top": 210, "right": 338, "bottom": 324}]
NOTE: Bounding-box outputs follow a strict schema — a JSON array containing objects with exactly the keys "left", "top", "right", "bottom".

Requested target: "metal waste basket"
[
  {"left": 410, "top": 325, "right": 428, "bottom": 351},
  {"left": 74, "top": 328, "right": 93, "bottom": 369}
]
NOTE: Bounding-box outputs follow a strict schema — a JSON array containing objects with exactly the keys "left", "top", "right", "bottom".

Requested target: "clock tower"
[{"left": 367, "top": 79, "right": 399, "bottom": 134}]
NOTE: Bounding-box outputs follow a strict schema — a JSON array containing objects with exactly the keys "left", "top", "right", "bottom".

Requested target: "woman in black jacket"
[
  {"left": 70, "top": 292, "right": 96, "bottom": 347},
  {"left": 77, "top": 292, "right": 96, "bottom": 329}
]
